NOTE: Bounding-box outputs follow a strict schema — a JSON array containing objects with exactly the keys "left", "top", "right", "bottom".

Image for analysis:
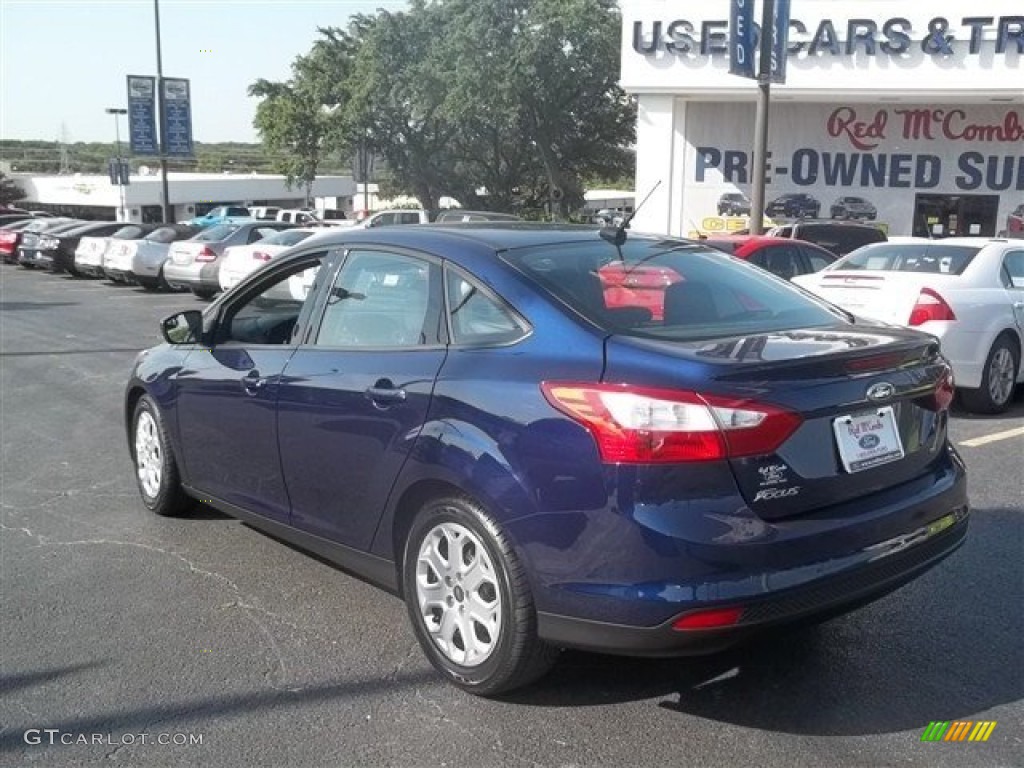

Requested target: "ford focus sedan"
[{"left": 125, "top": 224, "right": 968, "bottom": 696}]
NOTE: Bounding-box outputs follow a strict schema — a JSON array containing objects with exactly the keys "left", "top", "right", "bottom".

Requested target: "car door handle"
[
  {"left": 365, "top": 385, "right": 407, "bottom": 404},
  {"left": 242, "top": 370, "right": 266, "bottom": 395}
]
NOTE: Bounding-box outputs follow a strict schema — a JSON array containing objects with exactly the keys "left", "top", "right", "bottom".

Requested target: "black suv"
[
  {"left": 717, "top": 193, "right": 751, "bottom": 216},
  {"left": 769, "top": 220, "right": 886, "bottom": 257},
  {"left": 766, "top": 193, "right": 821, "bottom": 219}
]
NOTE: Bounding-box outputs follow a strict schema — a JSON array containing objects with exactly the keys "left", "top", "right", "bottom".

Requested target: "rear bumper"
[
  {"left": 164, "top": 261, "right": 220, "bottom": 290},
  {"left": 538, "top": 512, "right": 968, "bottom": 656}
]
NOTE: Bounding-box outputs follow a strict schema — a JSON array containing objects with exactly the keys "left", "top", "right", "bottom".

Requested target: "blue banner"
[
  {"left": 126, "top": 75, "right": 158, "bottom": 155},
  {"left": 770, "top": 0, "right": 791, "bottom": 83},
  {"left": 728, "top": 0, "right": 756, "bottom": 79},
  {"left": 161, "top": 78, "right": 194, "bottom": 157}
]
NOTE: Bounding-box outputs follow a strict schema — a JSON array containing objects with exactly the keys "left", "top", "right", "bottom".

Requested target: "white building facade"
[
  {"left": 14, "top": 172, "right": 357, "bottom": 223},
  {"left": 622, "top": 0, "right": 1023, "bottom": 238}
]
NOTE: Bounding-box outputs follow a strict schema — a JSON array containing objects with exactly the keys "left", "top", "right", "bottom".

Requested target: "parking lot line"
[{"left": 960, "top": 426, "right": 1024, "bottom": 448}]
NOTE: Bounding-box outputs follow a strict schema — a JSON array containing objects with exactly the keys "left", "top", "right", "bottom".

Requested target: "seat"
[{"left": 663, "top": 281, "right": 720, "bottom": 326}]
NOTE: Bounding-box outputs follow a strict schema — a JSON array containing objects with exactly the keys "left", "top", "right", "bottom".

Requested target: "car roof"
[
  {"left": 290, "top": 222, "right": 633, "bottom": 252},
  {"left": 887, "top": 237, "right": 1014, "bottom": 248}
]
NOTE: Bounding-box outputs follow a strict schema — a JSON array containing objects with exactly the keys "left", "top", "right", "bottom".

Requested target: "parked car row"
[{"left": 715, "top": 193, "right": 879, "bottom": 222}]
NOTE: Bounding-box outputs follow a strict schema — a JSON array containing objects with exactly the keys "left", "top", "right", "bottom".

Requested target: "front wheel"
[
  {"left": 402, "top": 495, "right": 558, "bottom": 696},
  {"left": 192, "top": 287, "right": 217, "bottom": 300},
  {"left": 959, "top": 336, "right": 1020, "bottom": 414},
  {"left": 132, "top": 395, "right": 193, "bottom": 516}
]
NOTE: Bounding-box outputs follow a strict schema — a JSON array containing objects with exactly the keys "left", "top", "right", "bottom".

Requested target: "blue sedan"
[{"left": 125, "top": 224, "right": 968, "bottom": 695}]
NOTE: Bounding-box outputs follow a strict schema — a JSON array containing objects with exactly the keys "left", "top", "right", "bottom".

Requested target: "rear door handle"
[
  {"left": 365, "top": 386, "right": 406, "bottom": 404},
  {"left": 242, "top": 370, "right": 266, "bottom": 395}
]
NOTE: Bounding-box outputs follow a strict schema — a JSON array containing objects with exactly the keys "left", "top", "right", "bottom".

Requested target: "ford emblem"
[
  {"left": 866, "top": 382, "right": 895, "bottom": 401},
  {"left": 859, "top": 434, "right": 881, "bottom": 449}
]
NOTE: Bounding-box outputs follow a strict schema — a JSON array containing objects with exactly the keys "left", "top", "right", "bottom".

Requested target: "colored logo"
[
  {"left": 921, "top": 721, "right": 997, "bottom": 742},
  {"left": 866, "top": 382, "right": 895, "bottom": 401},
  {"left": 859, "top": 434, "right": 881, "bottom": 449}
]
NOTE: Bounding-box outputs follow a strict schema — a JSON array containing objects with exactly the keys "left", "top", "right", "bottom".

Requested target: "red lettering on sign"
[{"left": 826, "top": 107, "right": 888, "bottom": 151}]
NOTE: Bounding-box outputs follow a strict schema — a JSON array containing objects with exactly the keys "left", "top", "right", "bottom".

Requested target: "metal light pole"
[
  {"left": 106, "top": 108, "right": 128, "bottom": 221},
  {"left": 749, "top": 0, "right": 775, "bottom": 235},
  {"left": 153, "top": 0, "right": 172, "bottom": 223}
]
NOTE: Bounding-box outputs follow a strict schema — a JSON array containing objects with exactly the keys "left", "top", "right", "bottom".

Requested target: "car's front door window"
[{"left": 219, "top": 254, "right": 327, "bottom": 346}]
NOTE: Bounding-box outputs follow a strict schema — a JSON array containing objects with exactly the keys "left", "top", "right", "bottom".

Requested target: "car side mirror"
[{"left": 161, "top": 310, "right": 204, "bottom": 344}]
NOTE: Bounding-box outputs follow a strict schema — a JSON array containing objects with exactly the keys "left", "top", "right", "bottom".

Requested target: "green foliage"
[{"left": 246, "top": 0, "right": 634, "bottom": 215}]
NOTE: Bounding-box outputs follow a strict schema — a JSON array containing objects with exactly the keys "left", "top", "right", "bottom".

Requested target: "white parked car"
[
  {"left": 353, "top": 209, "right": 430, "bottom": 229},
  {"left": 218, "top": 227, "right": 321, "bottom": 292},
  {"left": 793, "top": 238, "right": 1024, "bottom": 413},
  {"left": 103, "top": 224, "right": 201, "bottom": 290},
  {"left": 74, "top": 224, "right": 155, "bottom": 279}
]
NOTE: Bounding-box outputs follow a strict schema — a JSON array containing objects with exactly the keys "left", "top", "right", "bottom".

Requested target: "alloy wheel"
[
  {"left": 135, "top": 411, "right": 163, "bottom": 498},
  {"left": 988, "top": 347, "right": 1015, "bottom": 406},
  {"left": 414, "top": 520, "right": 502, "bottom": 667}
]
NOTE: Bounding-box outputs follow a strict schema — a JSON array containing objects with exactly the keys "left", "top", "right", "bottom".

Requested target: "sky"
[{"left": 0, "top": 0, "right": 407, "bottom": 144}]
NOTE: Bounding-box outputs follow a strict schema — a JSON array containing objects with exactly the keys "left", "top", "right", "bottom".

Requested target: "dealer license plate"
[{"left": 832, "top": 406, "right": 905, "bottom": 473}]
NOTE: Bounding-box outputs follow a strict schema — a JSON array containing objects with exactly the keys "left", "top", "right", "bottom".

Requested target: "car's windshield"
[
  {"left": 834, "top": 243, "right": 981, "bottom": 275},
  {"left": 504, "top": 238, "right": 841, "bottom": 341}
]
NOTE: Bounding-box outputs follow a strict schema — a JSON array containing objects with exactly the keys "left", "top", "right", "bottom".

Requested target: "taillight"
[
  {"left": 252, "top": 251, "right": 272, "bottom": 262},
  {"left": 672, "top": 606, "right": 744, "bottom": 630},
  {"left": 195, "top": 246, "right": 217, "bottom": 262},
  {"left": 924, "top": 366, "right": 955, "bottom": 412},
  {"left": 540, "top": 382, "right": 802, "bottom": 463},
  {"left": 908, "top": 288, "right": 956, "bottom": 326}
]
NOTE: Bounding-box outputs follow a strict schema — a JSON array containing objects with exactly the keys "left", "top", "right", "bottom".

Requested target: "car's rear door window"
[{"left": 314, "top": 250, "right": 441, "bottom": 347}]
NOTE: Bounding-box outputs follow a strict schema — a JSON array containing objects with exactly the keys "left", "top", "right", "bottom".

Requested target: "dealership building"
[
  {"left": 622, "top": 0, "right": 1023, "bottom": 238},
  {"left": 10, "top": 171, "right": 357, "bottom": 224}
]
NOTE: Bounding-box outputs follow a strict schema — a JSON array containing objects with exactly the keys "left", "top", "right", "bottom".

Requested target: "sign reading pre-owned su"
[{"left": 125, "top": 75, "right": 193, "bottom": 157}]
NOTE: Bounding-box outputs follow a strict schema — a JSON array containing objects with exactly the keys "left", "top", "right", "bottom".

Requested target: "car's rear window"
[
  {"left": 834, "top": 243, "right": 981, "bottom": 275},
  {"left": 503, "top": 239, "right": 841, "bottom": 341},
  {"left": 196, "top": 223, "right": 240, "bottom": 241},
  {"left": 112, "top": 225, "right": 148, "bottom": 240},
  {"left": 262, "top": 230, "right": 314, "bottom": 246}
]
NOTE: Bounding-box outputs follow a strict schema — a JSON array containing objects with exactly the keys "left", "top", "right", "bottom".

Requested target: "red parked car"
[
  {"left": 1007, "top": 204, "right": 1024, "bottom": 235},
  {"left": 703, "top": 235, "right": 838, "bottom": 279}
]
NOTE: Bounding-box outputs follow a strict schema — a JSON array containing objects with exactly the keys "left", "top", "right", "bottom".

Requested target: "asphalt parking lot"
[{"left": 1, "top": 267, "right": 1022, "bottom": 768}]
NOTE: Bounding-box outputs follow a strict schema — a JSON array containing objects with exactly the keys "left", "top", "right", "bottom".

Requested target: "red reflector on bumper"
[{"left": 672, "top": 606, "right": 744, "bottom": 631}]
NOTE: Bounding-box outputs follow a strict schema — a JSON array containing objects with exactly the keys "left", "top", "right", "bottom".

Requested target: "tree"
[
  {"left": 249, "top": 62, "right": 341, "bottom": 202},
  {"left": 0, "top": 171, "right": 27, "bottom": 206},
  {"left": 344, "top": 4, "right": 458, "bottom": 213},
  {"left": 442, "top": 0, "right": 635, "bottom": 217}
]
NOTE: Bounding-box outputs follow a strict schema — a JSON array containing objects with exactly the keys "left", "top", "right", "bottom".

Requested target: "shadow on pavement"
[{"left": 506, "top": 507, "right": 1022, "bottom": 736}]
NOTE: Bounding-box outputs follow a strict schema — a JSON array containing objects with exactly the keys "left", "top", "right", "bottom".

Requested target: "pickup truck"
[{"left": 187, "top": 205, "right": 252, "bottom": 228}]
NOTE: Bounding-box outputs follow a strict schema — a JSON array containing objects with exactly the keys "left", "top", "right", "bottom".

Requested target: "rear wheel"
[
  {"left": 402, "top": 495, "right": 558, "bottom": 696},
  {"left": 192, "top": 287, "right": 217, "bottom": 300},
  {"left": 132, "top": 395, "right": 193, "bottom": 517},
  {"left": 959, "top": 336, "right": 1019, "bottom": 414}
]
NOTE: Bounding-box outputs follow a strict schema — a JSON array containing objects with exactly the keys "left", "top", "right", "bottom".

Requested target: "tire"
[
  {"left": 137, "top": 277, "right": 160, "bottom": 291},
  {"left": 132, "top": 395, "right": 193, "bottom": 517},
  {"left": 192, "top": 287, "right": 217, "bottom": 300},
  {"left": 402, "top": 495, "right": 558, "bottom": 696},
  {"left": 959, "top": 336, "right": 1020, "bottom": 414}
]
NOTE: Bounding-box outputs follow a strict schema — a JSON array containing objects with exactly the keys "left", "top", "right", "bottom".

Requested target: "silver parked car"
[
  {"left": 163, "top": 221, "right": 293, "bottom": 299},
  {"left": 102, "top": 224, "right": 201, "bottom": 290}
]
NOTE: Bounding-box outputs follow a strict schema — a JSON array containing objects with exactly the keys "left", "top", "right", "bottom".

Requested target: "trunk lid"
[
  {"left": 797, "top": 271, "right": 961, "bottom": 326},
  {"left": 603, "top": 324, "right": 952, "bottom": 520}
]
